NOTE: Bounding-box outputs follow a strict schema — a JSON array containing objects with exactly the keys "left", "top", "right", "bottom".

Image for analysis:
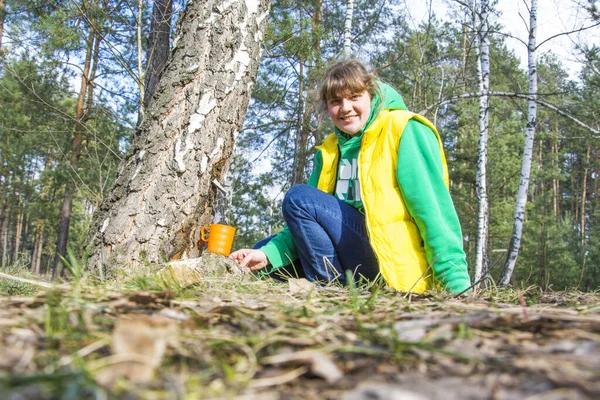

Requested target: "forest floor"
[{"left": 0, "top": 255, "right": 599, "bottom": 400}]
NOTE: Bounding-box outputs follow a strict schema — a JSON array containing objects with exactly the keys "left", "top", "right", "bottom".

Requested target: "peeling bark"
[{"left": 86, "top": 0, "right": 272, "bottom": 278}]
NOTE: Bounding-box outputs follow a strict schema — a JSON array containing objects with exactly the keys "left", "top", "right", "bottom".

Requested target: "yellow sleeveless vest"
[{"left": 315, "top": 110, "right": 449, "bottom": 293}]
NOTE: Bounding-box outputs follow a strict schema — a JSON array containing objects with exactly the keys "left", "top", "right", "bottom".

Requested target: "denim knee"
[{"left": 282, "top": 184, "right": 315, "bottom": 220}]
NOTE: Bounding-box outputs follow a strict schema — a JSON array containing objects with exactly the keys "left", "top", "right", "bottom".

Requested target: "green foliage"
[{"left": 0, "top": 52, "right": 130, "bottom": 275}]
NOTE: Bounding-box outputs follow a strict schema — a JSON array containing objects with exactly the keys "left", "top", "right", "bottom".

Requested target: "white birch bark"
[
  {"left": 343, "top": 0, "right": 354, "bottom": 58},
  {"left": 501, "top": 0, "right": 538, "bottom": 286},
  {"left": 86, "top": 0, "right": 272, "bottom": 278},
  {"left": 474, "top": 0, "right": 491, "bottom": 283}
]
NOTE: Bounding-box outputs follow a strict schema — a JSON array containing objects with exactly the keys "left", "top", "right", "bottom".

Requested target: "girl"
[{"left": 230, "top": 60, "right": 471, "bottom": 294}]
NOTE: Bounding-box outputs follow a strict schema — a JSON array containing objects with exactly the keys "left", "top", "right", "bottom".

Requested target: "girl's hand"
[{"left": 229, "top": 249, "right": 269, "bottom": 271}]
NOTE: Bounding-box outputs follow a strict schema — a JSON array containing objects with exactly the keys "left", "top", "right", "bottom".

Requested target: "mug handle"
[{"left": 200, "top": 226, "right": 210, "bottom": 242}]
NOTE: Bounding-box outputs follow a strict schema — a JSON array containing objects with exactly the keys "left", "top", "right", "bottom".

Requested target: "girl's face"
[{"left": 327, "top": 90, "right": 371, "bottom": 135}]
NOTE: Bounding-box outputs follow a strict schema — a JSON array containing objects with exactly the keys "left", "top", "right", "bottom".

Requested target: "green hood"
[{"left": 335, "top": 81, "right": 408, "bottom": 144}]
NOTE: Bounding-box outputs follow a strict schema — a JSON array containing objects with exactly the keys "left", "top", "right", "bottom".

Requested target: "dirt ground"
[{"left": 0, "top": 267, "right": 599, "bottom": 399}]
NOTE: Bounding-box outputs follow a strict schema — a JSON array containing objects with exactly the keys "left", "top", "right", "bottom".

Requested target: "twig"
[
  {"left": 56, "top": 338, "right": 111, "bottom": 368},
  {"left": 247, "top": 366, "right": 308, "bottom": 388},
  {"left": 0, "top": 272, "right": 69, "bottom": 290},
  {"left": 323, "top": 256, "right": 341, "bottom": 283}
]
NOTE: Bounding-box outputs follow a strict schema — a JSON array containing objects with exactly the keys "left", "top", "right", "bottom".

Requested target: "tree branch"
[{"left": 419, "top": 91, "right": 600, "bottom": 136}]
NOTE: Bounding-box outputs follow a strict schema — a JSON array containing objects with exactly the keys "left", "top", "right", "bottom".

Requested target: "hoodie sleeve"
[
  {"left": 259, "top": 151, "right": 323, "bottom": 271},
  {"left": 397, "top": 120, "right": 471, "bottom": 294}
]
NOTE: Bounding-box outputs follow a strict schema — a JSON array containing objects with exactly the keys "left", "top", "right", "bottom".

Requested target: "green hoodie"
[{"left": 259, "top": 82, "right": 470, "bottom": 294}]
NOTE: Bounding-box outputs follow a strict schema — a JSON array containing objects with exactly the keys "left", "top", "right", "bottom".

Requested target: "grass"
[
  {"left": 0, "top": 261, "right": 599, "bottom": 399},
  {"left": 0, "top": 260, "right": 41, "bottom": 297}
]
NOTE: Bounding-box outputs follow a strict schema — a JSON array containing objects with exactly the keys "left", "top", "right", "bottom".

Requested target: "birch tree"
[
  {"left": 86, "top": 0, "right": 272, "bottom": 277},
  {"left": 473, "top": 0, "right": 491, "bottom": 283},
  {"left": 500, "top": 0, "right": 538, "bottom": 286},
  {"left": 343, "top": 0, "right": 354, "bottom": 57}
]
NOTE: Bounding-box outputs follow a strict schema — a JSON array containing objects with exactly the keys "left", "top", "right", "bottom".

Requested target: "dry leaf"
[
  {"left": 393, "top": 320, "right": 429, "bottom": 342},
  {"left": 158, "top": 263, "right": 203, "bottom": 286},
  {"left": 289, "top": 278, "right": 315, "bottom": 296},
  {"left": 310, "top": 353, "right": 343, "bottom": 383},
  {"left": 96, "top": 315, "right": 178, "bottom": 385},
  {"left": 262, "top": 349, "right": 342, "bottom": 383}
]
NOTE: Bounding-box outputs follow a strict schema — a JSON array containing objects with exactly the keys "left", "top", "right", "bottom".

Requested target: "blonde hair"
[{"left": 319, "top": 60, "right": 378, "bottom": 114}]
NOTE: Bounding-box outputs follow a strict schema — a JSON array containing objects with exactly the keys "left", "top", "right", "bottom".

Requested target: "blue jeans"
[{"left": 257, "top": 184, "right": 379, "bottom": 285}]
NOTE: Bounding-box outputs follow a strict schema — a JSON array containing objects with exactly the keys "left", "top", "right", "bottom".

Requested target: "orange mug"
[{"left": 200, "top": 224, "right": 236, "bottom": 256}]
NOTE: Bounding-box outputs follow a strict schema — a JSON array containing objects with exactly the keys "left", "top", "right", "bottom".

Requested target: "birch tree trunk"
[
  {"left": 500, "top": 0, "right": 538, "bottom": 286},
  {"left": 474, "top": 0, "right": 491, "bottom": 283},
  {"left": 86, "top": 0, "right": 271, "bottom": 278},
  {"left": 581, "top": 144, "right": 591, "bottom": 251},
  {"left": 343, "top": 0, "right": 354, "bottom": 57}
]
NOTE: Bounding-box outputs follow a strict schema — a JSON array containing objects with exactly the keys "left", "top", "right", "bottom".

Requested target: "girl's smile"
[{"left": 327, "top": 90, "right": 371, "bottom": 135}]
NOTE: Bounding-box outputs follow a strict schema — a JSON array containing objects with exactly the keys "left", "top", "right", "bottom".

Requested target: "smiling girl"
[{"left": 230, "top": 60, "right": 471, "bottom": 294}]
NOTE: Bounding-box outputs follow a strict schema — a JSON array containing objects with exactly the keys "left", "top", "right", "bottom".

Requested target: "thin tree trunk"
[
  {"left": 311, "top": 0, "right": 324, "bottom": 146},
  {"left": 291, "top": 3, "right": 305, "bottom": 185},
  {"left": 0, "top": 0, "right": 5, "bottom": 50},
  {"left": 581, "top": 143, "right": 591, "bottom": 251},
  {"left": 474, "top": 0, "right": 491, "bottom": 283},
  {"left": 343, "top": 0, "right": 354, "bottom": 57},
  {"left": 571, "top": 153, "right": 577, "bottom": 223},
  {"left": 0, "top": 204, "right": 7, "bottom": 269},
  {"left": 12, "top": 198, "right": 22, "bottom": 261},
  {"left": 292, "top": 0, "right": 323, "bottom": 183},
  {"left": 313, "top": 0, "right": 322, "bottom": 70},
  {"left": 86, "top": 0, "right": 272, "bottom": 278},
  {"left": 552, "top": 140, "right": 559, "bottom": 215},
  {"left": 501, "top": 0, "right": 538, "bottom": 286},
  {"left": 54, "top": 25, "right": 96, "bottom": 276},
  {"left": 32, "top": 223, "right": 44, "bottom": 274},
  {"left": 292, "top": 56, "right": 305, "bottom": 185},
  {"left": 462, "top": 23, "right": 468, "bottom": 92},
  {"left": 31, "top": 151, "right": 53, "bottom": 274},
  {"left": 137, "top": 0, "right": 145, "bottom": 116}
]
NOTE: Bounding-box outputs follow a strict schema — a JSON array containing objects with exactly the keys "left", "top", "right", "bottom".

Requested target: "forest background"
[{"left": 1, "top": 0, "right": 600, "bottom": 291}]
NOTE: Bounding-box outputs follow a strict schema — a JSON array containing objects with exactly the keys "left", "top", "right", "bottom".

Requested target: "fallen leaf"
[
  {"left": 158, "top": 263, "right": 203, "bottom": 286},
  {"left": 95, "top": 315, "right": 177, "bottom": 385},
  {"left": 393, "top": 319, "right": 430, "bottom": 342},
  {"left": 310, "top": 353, "right": 343, "bottom": 383},
  {"left": 261, "top": 349, "right": 342, "bottom": 383},
  {"left": 289, "top": 278, "right": 315, "bottom": 297}
]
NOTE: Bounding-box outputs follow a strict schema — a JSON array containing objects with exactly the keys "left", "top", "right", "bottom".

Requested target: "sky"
[{"left": 401, "top": 0, "right": 600, "bottom": 79}]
